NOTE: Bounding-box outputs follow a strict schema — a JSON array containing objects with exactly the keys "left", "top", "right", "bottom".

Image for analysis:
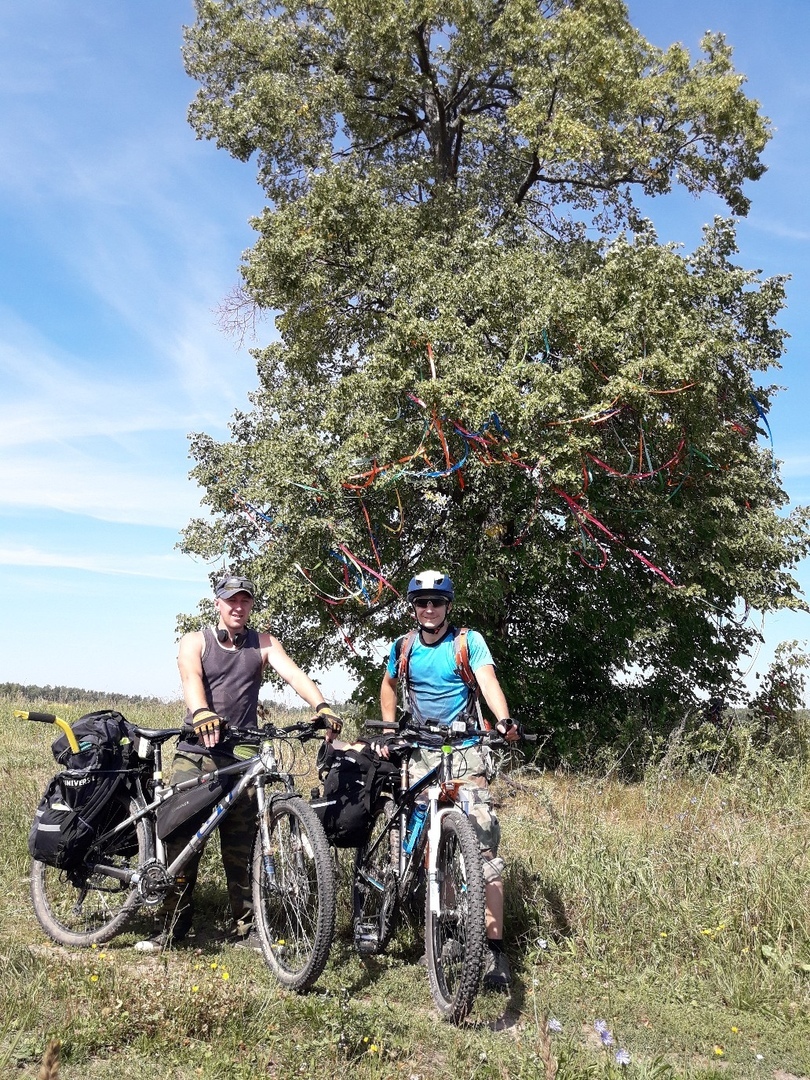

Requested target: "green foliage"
[
  {"left": 0, "top": 682, "right": 165, "bottom": 707},
  {"left": 747, "top": 640, "right": 810, "bottom": 755},
  {"left": 178, "top": 0, "right": 809, "bottom": 750}
]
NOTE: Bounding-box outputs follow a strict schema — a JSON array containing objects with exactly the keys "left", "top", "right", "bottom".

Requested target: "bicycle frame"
[
  {"left": 87, "top": 732, "right": 299, "bottom": 892},
  {"left": 362, "top": 734, "right": 483, "bottom": 902}
]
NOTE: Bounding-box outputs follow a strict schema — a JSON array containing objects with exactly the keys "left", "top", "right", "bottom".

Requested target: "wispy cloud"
[
  {"left": 0, "top": 449, "right": 204, "bottom": 528},
  {"left": 0, "top": 543, "right": 200, "bottom": 581}
]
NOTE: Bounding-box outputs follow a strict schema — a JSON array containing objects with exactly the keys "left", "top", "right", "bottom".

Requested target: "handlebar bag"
[{"left": 310, "top": 743, "right": 398, "bottom": 848}]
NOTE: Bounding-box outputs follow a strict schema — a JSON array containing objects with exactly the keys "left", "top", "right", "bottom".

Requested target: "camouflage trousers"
[
  {"left": 165, "top": 751, "right": 256, "bottom": 930},
  {"left": 407, "top": 745, "right": 503, "bottom": 880}
]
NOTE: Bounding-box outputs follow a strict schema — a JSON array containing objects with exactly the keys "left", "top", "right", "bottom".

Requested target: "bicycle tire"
[
  {"left": 30, "top": 799, "right": 148, "bottom": 947},
  {"left": 424, "top": 809, "right": 486, "bottom": 1023},
  {"left": 352, "top": 800, "right": 399, "bottom": 955},
  {"left": 252, "top": 796, "right": 336, "bottom": 991}
]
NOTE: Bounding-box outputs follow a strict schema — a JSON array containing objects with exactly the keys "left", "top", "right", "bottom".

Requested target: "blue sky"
[{"left": 1, "top": 1, "right": 808, "bottom": 704}]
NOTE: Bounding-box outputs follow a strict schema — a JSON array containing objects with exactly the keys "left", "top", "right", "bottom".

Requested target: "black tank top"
[{"left": 177, "top": 626, "right": 264, "bottom": 755}]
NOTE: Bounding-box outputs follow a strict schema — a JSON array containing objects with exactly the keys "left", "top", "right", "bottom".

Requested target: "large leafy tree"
[{"left": 179, "top": 0, "right": 809, "bottom": 755}]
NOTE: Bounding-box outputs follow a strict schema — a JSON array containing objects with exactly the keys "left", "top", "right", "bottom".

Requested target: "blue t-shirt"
[{"left": 386, "top": 627, "right": 494, "bottom": 726}]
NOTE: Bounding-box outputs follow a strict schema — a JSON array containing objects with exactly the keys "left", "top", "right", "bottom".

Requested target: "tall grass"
[{"left": 2, "top": 692, "right": 810, "bottom": 1078}]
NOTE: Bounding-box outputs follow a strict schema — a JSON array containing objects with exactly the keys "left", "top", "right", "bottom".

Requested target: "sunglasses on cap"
[
  {"left": 413, "top": 597, "right": 449, "bottom": 609},
  {"left": 215, "top": 575, "right": 255, "bottom": 599}
]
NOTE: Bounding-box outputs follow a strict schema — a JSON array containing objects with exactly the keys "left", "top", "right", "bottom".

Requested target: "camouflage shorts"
[{"left": 407, "top": 745, "right": 501, "bottom": 856}]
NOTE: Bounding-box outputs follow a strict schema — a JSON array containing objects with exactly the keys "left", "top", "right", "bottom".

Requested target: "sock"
[{"left": 487, "top": 938, "right": 503, "bottom": 954}]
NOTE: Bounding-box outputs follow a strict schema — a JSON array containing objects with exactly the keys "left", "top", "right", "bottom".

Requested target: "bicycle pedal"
[{"left": 353, "top": 922, "right": 380, "bottom": 955}]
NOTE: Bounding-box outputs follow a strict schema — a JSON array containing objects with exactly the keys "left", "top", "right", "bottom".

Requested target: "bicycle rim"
[
  {"left": 252, "top": 796, "right": 336, "bottom": 991},
  {"left": 29, "top": 803, "right": 147, "bottom": 947},
  {"left": 353, "top": 801, "right": 398, "bottom": 955},
  {"left": 424, "top": 810, "right": 486, "bottom": 1023}
]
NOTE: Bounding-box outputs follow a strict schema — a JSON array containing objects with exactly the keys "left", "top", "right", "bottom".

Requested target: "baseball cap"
[{"left": 215, "top": 574, "right": 255, "bottom": 599}]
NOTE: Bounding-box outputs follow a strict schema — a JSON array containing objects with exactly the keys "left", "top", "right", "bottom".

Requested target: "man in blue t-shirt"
[{"left": 379, "top": 570, "right": 520, "bottom": 990}]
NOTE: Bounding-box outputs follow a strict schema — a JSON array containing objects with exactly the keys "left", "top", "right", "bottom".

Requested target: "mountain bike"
[
  {"left": 352, "top": 723, "right": 510, "bottom": 1023},
  {"left": 19, "top": 710, "right": 336, "bottom": 992}
]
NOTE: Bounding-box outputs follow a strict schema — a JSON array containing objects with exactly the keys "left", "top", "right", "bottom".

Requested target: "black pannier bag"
[
  {"left": 28, "top": 710, "right": 141, "bottom": 870},
  {"left": 310, "top": 743, "right": 398, "bottom": 848}
]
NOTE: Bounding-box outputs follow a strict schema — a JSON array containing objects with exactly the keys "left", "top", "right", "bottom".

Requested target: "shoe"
[
  {"left": 134, "top": 907, "right": 193, "bottom": 952},
  {"left": 482, "top": 945, "right": 512, "bottom": 990}
]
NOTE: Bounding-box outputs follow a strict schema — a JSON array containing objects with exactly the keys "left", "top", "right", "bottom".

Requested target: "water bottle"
[{"left": 403, "top": 803, "right": 428, "bottom": 854}]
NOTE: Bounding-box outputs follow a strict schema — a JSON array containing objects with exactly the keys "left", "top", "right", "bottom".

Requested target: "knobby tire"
[
  {"left": 424, "top": 810, "right": 486, "bottom": 1023},
  {"left": 30, "top": 799, "right": 148, "bottom": 947},
  {"left": 353, "top": 800, "right": 399, "bottom": 955},
  {"left": 252, "top": 796, "right": 335, "bottom": 991}
]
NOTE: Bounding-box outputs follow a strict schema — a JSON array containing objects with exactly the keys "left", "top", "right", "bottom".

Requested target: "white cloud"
[
  {"left": 0, "top": 543, "right": 200, "bottom": 581},
  {"left": 0, "top": 450, "right": 204, "bottom": 528}
]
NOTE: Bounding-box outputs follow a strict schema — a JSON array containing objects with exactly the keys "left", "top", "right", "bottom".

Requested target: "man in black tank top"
[{"left": 135, "top": 574, "right": 343, "bottom": 952}]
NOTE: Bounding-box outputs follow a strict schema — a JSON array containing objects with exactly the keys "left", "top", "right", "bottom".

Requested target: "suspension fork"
[
  {"left": 426, "top": 743, "right": 455, "bottom": 915},
  {"left": 255, "top": 774, "right": 276, "bottom": 886}
]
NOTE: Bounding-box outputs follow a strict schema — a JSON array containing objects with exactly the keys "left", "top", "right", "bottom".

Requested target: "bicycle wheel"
[
  {"left": 252, "top": 796, "right": 336, "bottom": 991},
  {"left": 424, "top": 809, "right": 486, "bottom": 1023},
  {"left": 30, "top": 800, "right": 149, "bottom": 947},
  {"left": 353, "top": 800, "right": 399, "bottom": 955}
]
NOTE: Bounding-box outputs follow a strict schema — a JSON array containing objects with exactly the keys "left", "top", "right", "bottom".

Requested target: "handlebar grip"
[{"left": 16, "top": 711, "right": 57, "bottom": 724}]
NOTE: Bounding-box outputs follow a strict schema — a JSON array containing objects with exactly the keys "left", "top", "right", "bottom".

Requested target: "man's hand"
[
  {"left": 192, "top": 708, "right": 222, "bottom": 748},
  {"left": 496, "top": 718, "right": 522, "bottom": 743},
  {"left": 369, "top": 728, "right": 398, "bottom": 759},
  {"left": 316, "top": 703, "right": 343, "bottom": 737}
]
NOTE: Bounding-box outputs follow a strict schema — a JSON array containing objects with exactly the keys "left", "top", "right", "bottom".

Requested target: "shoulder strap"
[
  {"left": 454, "top": 628, "right": 491, "bottom": 730},
  {"left": 453, "top": 628, "right": 478, "bottom": 691},
  {"left": 396, "top": 630, "right": 418, "bottom": 684}
]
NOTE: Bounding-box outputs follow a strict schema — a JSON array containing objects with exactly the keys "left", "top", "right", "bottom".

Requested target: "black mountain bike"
[
  {"left": 352, "top": 724, "right": 509, "bottom": 1023},
  {"left": 21, "top": 711, "right": 336, "bottom": 992}
]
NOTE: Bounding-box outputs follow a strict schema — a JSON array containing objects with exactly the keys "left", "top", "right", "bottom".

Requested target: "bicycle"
[
  {"left": 18, "top": 709, "right": 336, "bottom": 992},
  {"left": 352, "top": 722, "right": 512, "bottom": 1023}
]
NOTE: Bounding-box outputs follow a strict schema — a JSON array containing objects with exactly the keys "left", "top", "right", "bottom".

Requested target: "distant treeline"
[{"left": 0, "top": 682, "right": 171, "bottom": 707}]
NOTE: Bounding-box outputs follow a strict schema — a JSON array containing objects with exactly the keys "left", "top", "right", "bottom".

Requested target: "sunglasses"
[{"left": 413, "top": 598, "right": 448, "bottom": 609}]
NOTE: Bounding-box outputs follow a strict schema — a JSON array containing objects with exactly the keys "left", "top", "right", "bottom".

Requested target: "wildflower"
[
  {"left": 369, "top": 1044, "right": 379, "bottom": 1055},
  {"left": 701, "top": 928, "right": 713, "bottom": 936},
  {"left": 731, "top": 1026, "right": 739, "bottom": 1034},
  {"left": 660, "top": 931, "right": 668, "bottom": 938},
  {"left": 595, "top": 1019, "right": 615, "bottom": 1046},
  {"left": 615, "top": 1049, "right": 631, "bottom": 1066},
  {"left": 537, "top": 939, "right": 549, "bottom": 950},
  {"left": 222, "top": 971, "right": 230, "bottom": 981},
  {"left": 713, "top": 1045, "right": 724, "bottom": 1057},
  {"left": 210, "top": 961, "right": 218, "bottom": 970},
  {"left": 192, "top": 986, "right": 199, "bottom": 993},
  {"left": 89, "top": 974, "right": 99, "bottom": 983},
  {"left": 548, "top": 1018, "right": 562, "bottom": 1033}
]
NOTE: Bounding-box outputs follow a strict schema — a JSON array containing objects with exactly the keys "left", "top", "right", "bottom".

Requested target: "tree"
[{"left": 179, "top": 0, "right": 810, "bottom": 759}]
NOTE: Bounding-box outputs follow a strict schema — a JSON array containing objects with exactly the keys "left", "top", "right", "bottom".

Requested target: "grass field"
[{"left": 2, "top": 692, "right": 810, "bottom": 1079}]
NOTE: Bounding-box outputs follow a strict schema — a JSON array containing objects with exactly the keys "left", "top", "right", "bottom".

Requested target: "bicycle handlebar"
[
  {"left": 222, "top": 715, "right": 329, "bottom": 744},
  {"left": 364, "top": 720, "right": 536, "bottom": 749},
  {"left": 14, "top": 710, "right": 80, "bottom": 753}
]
